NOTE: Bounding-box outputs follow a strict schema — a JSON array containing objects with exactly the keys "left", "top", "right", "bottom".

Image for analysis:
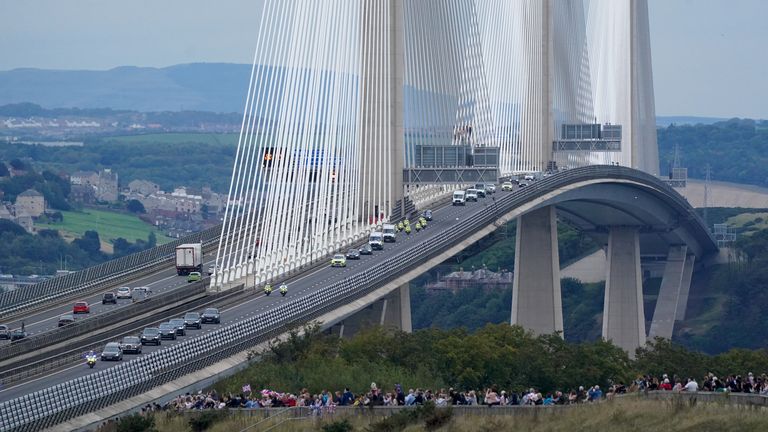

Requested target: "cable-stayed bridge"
[{"left": 0, "top": 2, "right": 716, "bottom": 431}]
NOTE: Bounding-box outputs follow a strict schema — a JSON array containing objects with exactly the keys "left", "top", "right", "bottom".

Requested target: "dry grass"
[{"left": 152, "top": 398, "right": 768, "bottom": 432}]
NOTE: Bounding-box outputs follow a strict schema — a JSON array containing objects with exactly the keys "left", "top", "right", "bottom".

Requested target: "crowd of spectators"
[
  {"left": 142, "top": 371, "right": 768, "bottom": 415},
  {"left": 634, "top": 372, "right": 768, "bottom": 395}
]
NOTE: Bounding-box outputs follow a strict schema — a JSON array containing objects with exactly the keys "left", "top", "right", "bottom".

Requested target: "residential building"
[
  {"left": 127, "top": 179, "right": 160, "bottom": 197},
  {"left": 15, "top": 189, "right": 45, "bottom": 217},
  {"left": 96, "top": 169, "right": 119, "bottom": 202}
]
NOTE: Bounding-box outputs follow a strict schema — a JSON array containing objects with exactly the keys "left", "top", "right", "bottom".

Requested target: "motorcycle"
[
  {"left": 86, "top": 353, "right": 98, "bottom": 369},
  {"left": 264, "top": 285, "right": 272, "bottom": 296},
  {"left": 279, "top": 284, "right": 288, "bottom": 297}
]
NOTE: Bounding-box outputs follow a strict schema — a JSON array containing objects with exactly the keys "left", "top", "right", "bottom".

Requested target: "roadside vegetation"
[{"left": 132, "top": 398, "right": 768, "bottom": 432}]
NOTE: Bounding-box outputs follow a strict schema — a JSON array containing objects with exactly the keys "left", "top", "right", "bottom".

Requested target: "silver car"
[{"left": 120, "top": 336, "right": 142, "bottom": 354}]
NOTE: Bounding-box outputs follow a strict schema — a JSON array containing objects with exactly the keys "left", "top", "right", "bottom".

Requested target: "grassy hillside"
[{"left": 37, "top": 208, "right": 173, "bottom": 253}]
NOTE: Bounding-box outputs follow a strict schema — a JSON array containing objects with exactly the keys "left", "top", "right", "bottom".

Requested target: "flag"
[{"left": 242, "top": 384, "right": 251, "bottom": 393}]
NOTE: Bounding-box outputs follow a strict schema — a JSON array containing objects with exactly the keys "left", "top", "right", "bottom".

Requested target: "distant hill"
[
  {"left": 655, "top": 116, "right": 730, "bottom": 126},
  {"left": 0, "top": 63, "right": 252, "bottom": 113}
]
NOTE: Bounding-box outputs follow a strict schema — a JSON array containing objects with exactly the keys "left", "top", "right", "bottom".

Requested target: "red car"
[{"left": 73, "top": 301, "right": 90, "bottom": 314}]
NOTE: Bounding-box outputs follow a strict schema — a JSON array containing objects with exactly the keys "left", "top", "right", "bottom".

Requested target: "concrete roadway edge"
[{"left": 52, "top": 178, "right": 622, "bottom": 431}]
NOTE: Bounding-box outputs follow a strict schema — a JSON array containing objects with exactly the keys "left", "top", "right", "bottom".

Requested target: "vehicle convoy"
[
  {"left": 120, "top": 336, "right": 142, "bottom": 354},
  {"left": 369, "top": 231, "right": 384, "bottom": 250},
  {"left": 466, "top": 189, "right": 478, "bottom": 202},
  {"left": 184, "top": 312, "right": 202, "bottom": 329},
  {"left": 85, "top": 351, "right": 98, "bottom": 368},
  {"left": 169, "top": 318, "right": 186, "bottom": 335},
  {"left": 474, "top": 183, "right": 487, "bottom": 198},
  {"left": 201, "top": 308, "right": 221, "bottom": 324},
  {"left": 452, "top": 190, "right": 466, "bottom": 206},
  {"left": 331, "top": 254, "right": 347, "bottom": 267},
  {"left": 100, "top": 342, "right": 123, "bottom": 361},
  {"left": 382, "top": 223, "right": 397, "bottom": 242},
  {"left": 159, "top": 323, "right": 177, "bottom": 340},
  {"left": 175, "top": 243, "right": 203, "bottom": 276},
  {"left": 141, "top": 328, "right": 161, "bottom": 346}
]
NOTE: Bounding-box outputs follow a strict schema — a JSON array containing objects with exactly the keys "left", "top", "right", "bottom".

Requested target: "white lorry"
[
  {"left": 175, "top": 243, "right": 203, "bottom": 276},
  {"left": 382, "top": 223, "right": 397, "bottom": 242}
]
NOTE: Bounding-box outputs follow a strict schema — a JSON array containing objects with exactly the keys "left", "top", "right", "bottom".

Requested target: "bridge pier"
[
  {"left": 602, "top": 226, "right": 645, "bottom": 356},
  {"left": 328, "top": 283, "right": 412, "bottom": 338},
  {"left": 675, "top": 255, "right": 695, "bottom": 321},
  {"left": 648, "top": 245, "right": 688, "bottom": 340},
  {"left": 511, "top": 206, "right": 563, "bottom": 336}
]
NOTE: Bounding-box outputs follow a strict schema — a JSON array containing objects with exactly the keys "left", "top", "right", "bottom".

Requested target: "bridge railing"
[
  {"left": 0, "top": 166, "right": 716, "bottom": 431},
  {"left": 0, "top": 223, "right": 224, "bottom": 319}
]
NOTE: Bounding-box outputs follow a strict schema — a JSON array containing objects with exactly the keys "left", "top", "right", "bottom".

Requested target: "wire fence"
[{"left": 0, "top": 166, "right": 716, "bottom": 432}]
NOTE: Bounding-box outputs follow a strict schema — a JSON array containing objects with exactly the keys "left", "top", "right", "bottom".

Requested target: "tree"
[
  {"left": 126, "top": 199, "right": 146, "bottom": 214},
  {"left": 0, "top": 219, "right": 27, "bottom": 236},
  {"left": 9, "top": 158, "right": 27, "bottom": 171},
  {"left": 73, "top": 230, "right": 101, "bottom": 254}
]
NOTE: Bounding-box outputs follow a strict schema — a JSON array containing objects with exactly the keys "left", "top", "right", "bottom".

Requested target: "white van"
[
  {"left": 369, "top": 231, "right": 384, "bottom": 250},
  {"left": 466, "top": 189, "right": 479, "bottom": 202},
  {"left": 382, "top": 223, "right": 397, "bottom": 242},
  {"left": 452, "top": 190, "right": 466, "bottom": 206}
]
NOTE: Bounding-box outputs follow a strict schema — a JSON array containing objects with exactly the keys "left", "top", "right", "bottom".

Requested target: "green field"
[
  {"left": 101, "top": 132, "right": 240, "bottom": 145},
  {"left": 37, "top": 208, "right": 174, "bottom": 251},
  {"left": 725, "top": 212, "right": 768, "bottom": 234}
]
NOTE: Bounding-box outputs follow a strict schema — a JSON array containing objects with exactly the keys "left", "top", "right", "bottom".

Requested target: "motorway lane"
[
  {"left": 0, "top": 187, "right": 517, "bottom": 402},
  {"left": 0, "top": 257, "right": 218, "bottom": 344}
]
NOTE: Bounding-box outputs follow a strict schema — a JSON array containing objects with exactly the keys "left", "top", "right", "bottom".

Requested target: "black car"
[
  {"left": 0, "top": 324, "right": 10, "bottom": 340},
  {"left": 120, "top": 336, "right": 142, "bottom": 354},
  {"left": 10, "top": 329, "right": 27, "bottom": 341},
  {"left": 423, "top": 210, "right": 433, "bottom": 221},
  {"left": 159, "top": 323, "right": 177, "bottom": 340},
  {"left": 358, "top": 243, "right": 373, "bottom": 255},
  {"left": 184, "top": 312, "right": 202, "bottom": 329},
  {"left": 200, "top": 308, "right": 221, "bottom": 324},
  {"left": 140, "top": 327, "right": 161, "bottom": 346},
  {"left": 169, "top": 318, "right": 186, "bottom": 336},
  {"left": 102, "top": 292, "right": 117, "bottom": 305},
  {"left": 58, "top": 314, "right": 75, "bottom": 327},
  {"left": 100, "top": 342, "right": 123, "bottom": 361},
  {"left": 346, "top": 249, "right": 361, "bottom": 260}
]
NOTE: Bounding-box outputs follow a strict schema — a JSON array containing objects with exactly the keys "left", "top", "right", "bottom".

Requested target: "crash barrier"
[
  {"left": 0, "top": 282, "right": 208, "bottom": 382},
  {"left": 0, "top": 223, "right": 223, "bottom": 319},
  {"left": 0, "top": 166, "right": 716, "bottom": 431}
]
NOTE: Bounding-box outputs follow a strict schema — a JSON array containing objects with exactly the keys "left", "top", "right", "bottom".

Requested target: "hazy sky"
[{"left": 0, "top": 0, "right": 766, "bottom": 118}]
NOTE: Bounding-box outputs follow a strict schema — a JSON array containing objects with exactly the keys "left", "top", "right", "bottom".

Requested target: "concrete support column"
[
  {"left": 674, "top": 255, "right": 695, "bottom": 321},
  {"left": 329, "top": 284, "right": 412, "bottom": 338},
  {"left": 602, "top": 226, "right": 645, "bottom": 356},
  {"left": 511, "top": 206, "right": 563, "bottom": 336},
  {"left": 648, "top": 245, "right": 687, "bottom": 340}
]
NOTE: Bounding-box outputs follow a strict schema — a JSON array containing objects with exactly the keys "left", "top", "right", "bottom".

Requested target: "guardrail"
[
  {"left": 0, "top": 223, "right": 224, "bottom": 320},
  {"left": 0, "top": 166, "right": 717, "bottom": 431}
]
